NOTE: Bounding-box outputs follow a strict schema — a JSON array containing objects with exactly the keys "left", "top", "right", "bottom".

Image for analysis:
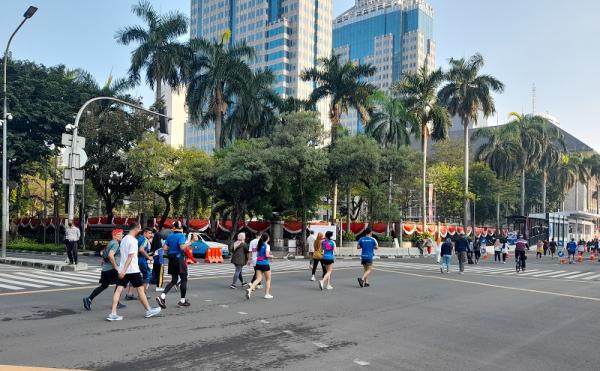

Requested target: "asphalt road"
[{"left": 1, "top": 256, "right": 600, "bottom": 371}]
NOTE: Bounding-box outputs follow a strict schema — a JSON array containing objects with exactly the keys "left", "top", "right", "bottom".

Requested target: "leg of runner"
[
  {"left": 311, "top": 259, "right": 319, "bottom": 281},
  {"left": 107, "top": 285, "right": 125, "bottom": 321},
  {"left": 264, "top": 270, "right": 272, "bottom": 299},
  {"left": 177, "top": 273, "right": 189, "bottom": 307},
  {"left": 246, "top": 270, "right": 263, "bottom": 299},
  {"left": 362, "top": 263, "right": 372, "bottom": 285}
]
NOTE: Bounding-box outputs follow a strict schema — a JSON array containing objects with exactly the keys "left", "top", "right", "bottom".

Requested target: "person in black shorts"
[
  {"left": 106, "top": 223, "right": 161, "bottom": 321},
  {"left": 156, "top": 221, "right": 192, "bottom": 308}
]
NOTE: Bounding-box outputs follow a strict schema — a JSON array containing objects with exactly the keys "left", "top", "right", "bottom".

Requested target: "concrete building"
[
  {"left": 161, "top": 84, "right": 187, "bottom": 149},
  {"left": 333, "top": 0, "right": 435, "bottom": 135},
  {"left": 187, "top": 0, "right": 333, "bottom": 152}
]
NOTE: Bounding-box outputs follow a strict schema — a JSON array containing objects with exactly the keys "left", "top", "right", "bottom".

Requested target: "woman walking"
[
  {"left": 246, "top": 233, "right": 273, "bottom": 299},
  {"left": 319, "top": 231, "right": 336, "bottom": 290},
  {"left": 536, "top": 240, "right": 543, "bottom": 260},
  {"left": 230, "top": 232, "right": 249, "bottom": 289},
  {"left": 310, "top": 232, "right": 326, "bottom": 281},
  {"left": 501, "top": 240, "right": 509, "bottom": 264},
  {"left": 494, "top": 239, "right": 502, "bottom": 262}
]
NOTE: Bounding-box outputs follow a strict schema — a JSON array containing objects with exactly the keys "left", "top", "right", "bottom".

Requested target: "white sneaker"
[
  {"left": 264, "top": 294, "right": 274, "bottom": 299},
  {"left": 256, "top": 284, "right": 263, "bottom": 289},
  {"left": 310, "top": 275, "right": 315, "bottom": 281},
  {"left": 155, "top": 287, "right": 164, "bottom": 292},
  {"left": 318, "top": 280, "right": 324, "bottom": 290},
  {"left": 106, "top": 313, "right": 123, "bottom": 321},
  {"left": 326, "top": 285, "right": 333, "bottom": 290},
  {"left": 246, "top": 288, "right": 252, "bottom": 300},
  {"left": 145, "top": 307, "right": 161, "bottom": 318}
]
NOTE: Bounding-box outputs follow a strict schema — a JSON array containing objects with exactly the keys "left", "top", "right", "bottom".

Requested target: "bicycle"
[{"left": 515, "top": 252, "right": 524, "bottom": 273}]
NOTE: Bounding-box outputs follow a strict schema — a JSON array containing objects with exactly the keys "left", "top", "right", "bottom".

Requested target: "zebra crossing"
[
  {"left": 375, "top": 261, "right": 600, "bottom": 282},
  {"left": 0, "top": 260, "right": 356, "bottom": 293}
]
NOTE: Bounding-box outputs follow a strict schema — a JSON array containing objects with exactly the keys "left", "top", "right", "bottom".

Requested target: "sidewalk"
[{"left": 0, "top": 256, "right": 88, "bottom": 271}]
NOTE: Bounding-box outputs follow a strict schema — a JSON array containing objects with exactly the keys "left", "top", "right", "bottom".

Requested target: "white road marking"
[
  {"left": 204, "top": 299, "right": 213, "bottom": 302},
  {"left": 259, "top": 320, "right": 270, "bottom": 324},
  {"left": 0, "top": 277, "right": 46, "bottom": 288},
  {"left": 582, "top": 274, "right": 600, "bottom": 280},
  {"left": 564, "top": 272, "right": 597, "bottom": 279},
  {"left": 282, "top": 330, "right": 293, "bottom": 335},
  {"left": 313, "top": 342, "right": 328, "bottom": 348},
  {"left": 531, "top": 270, "right": 566, "bottom": 277},
  {"left": 27, "top": 271, "right": 97, "bottom": 284},
  {"left": 548, "top": 271, "right": 581, "bottom": 278},
  {"left": 6, "top": 273, "right": 69, "bottom": 286},
  {"left": 0, "top": 283, "right": 24, "bottom": 290},
  {"left": 237, "top": 311, "right": 248, "bottom": 315},
  {"left": 519, "top": 270, "right": 554, "bottom": 276},
  {"left": 219, "top": 304, "right": 229, "bottom": 308},
  {"left": 353, "top": 359, "right": 371, "bottom": 366}
]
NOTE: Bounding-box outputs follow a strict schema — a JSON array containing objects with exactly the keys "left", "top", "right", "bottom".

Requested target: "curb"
[
  {"left": 7, "top": 249, "right": 97, "bottom": 257},
  {"left": 0, "top": 257, "right": 89, "bottom": 272}
]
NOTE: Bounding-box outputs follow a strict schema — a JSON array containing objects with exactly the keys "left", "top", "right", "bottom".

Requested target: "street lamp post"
[
  {"left": 66, "top": 97, "right": 171, "bottom": 222},
  {"left": 2, "top": 6, "right": 38, "bottom": 259}
]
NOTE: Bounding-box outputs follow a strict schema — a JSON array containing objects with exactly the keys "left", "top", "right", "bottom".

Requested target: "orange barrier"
[
  {"left": 560, "top": 258, "right": 568, "bottom": 264},
  {"left": 185, "top": 248, "right": 197, "bottom": 265},
  {"left": 205, "top": 247, "right": 224, "bottom": 264}
]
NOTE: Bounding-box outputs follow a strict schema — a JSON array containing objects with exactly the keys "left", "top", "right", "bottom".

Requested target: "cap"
[{"left": 112, "top": 228, "right": 124, "bottom": 237}]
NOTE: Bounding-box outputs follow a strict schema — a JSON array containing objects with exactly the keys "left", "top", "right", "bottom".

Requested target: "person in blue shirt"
[
  {"left": 318, "top": 231, "right": 336, "bottom": 291},
  {"left": 439, "top": 238, "right": 454, "bottom": 274},
  {"left": 126, "top": 227, "right": 154, "bottom": 300},
  {"left": 357, "top": 227, "right": 378, "bottom": 287},
  {"left": 156, "top": 221, "right": 192, "bottom": 308},
  {"left": 246, "top": 233, "right": 273, "bottom": 300},
  {"left": 566, "top": 238, "right": 577, "bottom": 264}
]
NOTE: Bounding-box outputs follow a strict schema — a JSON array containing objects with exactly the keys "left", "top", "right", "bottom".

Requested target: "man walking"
[
  {"left": 439, "top": 238, "right": 453, "bottom": 273},
  {"left": 65, "top": 220, "right": 81, "bottom": 265},
  {"left": 106, "top": 223, "right": 161, "bottom": 321},
  {"left": 549, "top": 238, "right": 557, "bottom": 259},
  {"left": 357, "top": 227, "right": 378, "bottom": 287},
  {"left": 567, "top": 238, "right": 577, "bottom": 264},
  {"left": 455, "top": 232, "right": 469, "bottom": 274},
  {"left": 126, "top": 227, "right": 154, "bottom": 299},
  {"left": 156, "top": 221, "right": 192, "bottom": 308},
  {"left": 307, "top": 230, "right": 316, "bottom": 269},
  {"left": 83, "top": 229, "right": 126, "bottom": 311}
]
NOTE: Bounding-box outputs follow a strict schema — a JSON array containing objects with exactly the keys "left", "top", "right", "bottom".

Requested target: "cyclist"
[{"left": 515, "top": 235, "right": 528, "bottom": 272}]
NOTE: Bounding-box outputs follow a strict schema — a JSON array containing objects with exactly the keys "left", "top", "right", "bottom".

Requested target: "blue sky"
[{"left": 1, "top": 0, "right": 599, "bottom": 150}]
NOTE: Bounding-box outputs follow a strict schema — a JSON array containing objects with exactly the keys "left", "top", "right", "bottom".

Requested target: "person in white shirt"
[
  {"left": 306, "top": 230, "right": 316, "bottom": 269},
  {"left": 106, "top": 223, "right": 161, "bottom": 321},
  {"left": 247, "top": 233, "right": 262, "bottom": 289},
  {"left": 64, "top": 221, "right": 81, "bottom": 265}
]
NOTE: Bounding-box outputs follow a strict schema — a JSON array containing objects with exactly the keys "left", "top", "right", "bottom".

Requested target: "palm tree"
[
  {"left": 395, "top": 66, "right": 450, "bottom": 232},
  {"left": 224, "top": 69, "right": 280, "bottom": 141},
  {"left": 365, "top": 91, "right": 416, "bottom": 149},
  {"left": 538, "top": 124, "right": 565, "bottom": 214},
  {"left": 365, "top": 91, "right": 417, "bottom": 236},
  {"left": 438, "top": 53, "right": 504, "bottom": 230},
  {"left": 584, "top": 154, "right": 600, "bottom": 214},
  {"left": 185, "top": 35, "right": 254, "bottom": 149},
  {"left": 116, "top": 0, "right": 189, "bottom": 120},
  {"left": 552, "top": 153, "right": 590, "bottom": 211},
  {"left": 301, "top": 54, "right": 376, "bottom": 222}
]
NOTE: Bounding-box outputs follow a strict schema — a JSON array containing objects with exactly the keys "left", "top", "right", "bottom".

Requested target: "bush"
[
  {"left": 8, "top": 237, "right": 64, "bottom": 252},
  {"left": 411, "top": 232, "right": 433, "bottom": 246},
  {"left": 343, "top": 231, "right": 357, "bottom": 242},
  {"left": 376, "top": 235, "right": 393, "bottom": 242}
]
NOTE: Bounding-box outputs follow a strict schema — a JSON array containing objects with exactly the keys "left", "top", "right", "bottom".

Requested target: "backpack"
[
  {"left": 101, "top": 246, "right": 110, "bottom": 262},
  {"left": 313, "top": 240, "right": 323, "bottom": 260}
]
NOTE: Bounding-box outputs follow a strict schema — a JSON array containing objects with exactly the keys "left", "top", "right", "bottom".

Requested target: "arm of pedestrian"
[
  {"left": 120, "top": 253, "right": 134, "bottom": 279},
  {"left": 108, "top": 250, "right": 118, "bottom": 271}
]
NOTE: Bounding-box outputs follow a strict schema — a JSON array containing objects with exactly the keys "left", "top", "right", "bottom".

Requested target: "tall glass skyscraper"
[
  {"left": 185, "top": 0, "right": 332, "bottom": 152},
  {"left": 333, "top": 0, "right": 435, "bottom": 135}
]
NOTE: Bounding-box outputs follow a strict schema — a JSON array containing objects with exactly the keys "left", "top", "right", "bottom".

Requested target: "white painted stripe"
[
  {"left": 237, "top": 311, "right": 248, "bottom": 315},
  {"left": 582, "top": 274, "right": 600, "bottom": 281},
  {"left": 519, "top": 270, "right": 554, "bottom": 277},
  {"left": 0, "top": 283, "right": 24, "bottom": 290},
  {"left": 0, "top": 277, "right": 47, "bottom": 288},
  {"left": 0, "top": 273, "right": 68, "bottom": 286},
  {"left": 259, "top": 319, "right": 270, "bottom": 324},
  {"left": 548, "top": 271, "right": 581, "bottom": 278},
  {"left": 32, "top": 271, "right": 98, "bottom": 284},
  {"left": 58, "top": 271, "right": 100, "bottom": 279},
  {"left": 313, "top": 342, "right": 328, "bottom": 348},
  {"left": 41, "top": 271, "right": 100, "bottom": 282},
  {"left": 564, "top": 272, "right": 596, "bottom": 279},
  {"left": 531, "top": 270, "right": 566, "bottom": 277},
  {"left": 219, "top": 304, "right": 229, "bottom": 308},
  {"left": 13, "top": 272, "right": 83, "bottom": 285},
  {"left": 353, "top": 359, "right": 371, "bottom": 366},
  {"left": 503, "top": 270, "right": 539, "bottom": 275}
]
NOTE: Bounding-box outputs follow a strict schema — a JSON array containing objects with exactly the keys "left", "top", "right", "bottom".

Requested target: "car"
[{"left": 189, "top": 232, "right": 229, "bottom": 258}]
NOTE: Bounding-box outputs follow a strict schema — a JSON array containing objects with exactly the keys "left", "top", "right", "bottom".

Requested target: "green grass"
[{"left": 8, "top": 238, "right": 65, "bottom": 253}]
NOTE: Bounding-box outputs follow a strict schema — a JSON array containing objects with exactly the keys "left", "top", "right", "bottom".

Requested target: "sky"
[{"left": 1, "top": 0, "right": 599, "bottom": 150}]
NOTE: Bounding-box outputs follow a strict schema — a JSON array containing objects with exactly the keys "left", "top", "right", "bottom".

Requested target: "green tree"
[
  {"left": 211, "top": 139, "right": 272, "bottom": 246},
  {"left": 301, "top": 54, "right": 376, "bottom": 222},
  {"left": 365, "top": 91, "right": 416, "bottom": 149},
  {"left": 438, "top": 53, "right": 504, "bottom": 228},
  {"left": 430, "top": 137, "right": 464, "bottom": 167},
  {"left": 116, "top": 0, "right": 189, "bottom": 120},
  {"left": 128, "top": 135, "right": 213, "bottom": 228},
  {"left": 395, "top": 66, "right": 451, "bottom": 232},
  {"left": 185, "top": 35, "right": 254, "bottom": 150},
  {"left": 268, "top": 112, "right": 329, "bottom": 249},
  {"left": 78, "top": 74, "right": 151, "bottom": 219},
  {"left": 428, "top": 163, "right": 467, "bottom": 222},
  {"left": 224, "top": 70, "right": 280, "bottom": 141}
]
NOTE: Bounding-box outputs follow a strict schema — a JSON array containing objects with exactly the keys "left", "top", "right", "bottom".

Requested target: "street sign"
[
  {"left": 60, "top": 148, "right": 88, "bottom": 168},
  {"left": 61, "top": 133, "right": 86, "bottom": 149},
  {"left": 63, "top": 168, "right": 84, "bottom": 185}
]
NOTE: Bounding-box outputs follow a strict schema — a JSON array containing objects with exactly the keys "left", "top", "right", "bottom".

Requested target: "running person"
[
  {"left": 126, "top": 227, "right": 154, "bottom": 299},
  {"left": 246, "top": 233, "right": 273, "bottom": 299},
  {"left": 150, "top": 229, "right": 165, "bottom": 291},
  {"left": 549, "top": 238, "right": 557, "bottom": 259},
  {"left": 567, "top": 238, "right": 577, "bottom": 264},
  {"left": 106, "top": 223, "right": 161, "bottom": 321},
  {"left": 319, "top": 231, "right": 336, "bottom": 290},
  {"left": 83, "top": 229, "right": 126, "bottom": 311},
  {"left": 248, "top": 233, "right": 262, "bottom": 289},
  {"left": 156, "top": 221, "right": 192, "bottom": 308},
  {"left": 515, "top": 235, "right": 528, "bottom": 272},
  {"left": 357, "top": 227, "right": 378, "bottom": 287},
  {"left": 310, "top": 232, "right": 326, "bottom": 281}
]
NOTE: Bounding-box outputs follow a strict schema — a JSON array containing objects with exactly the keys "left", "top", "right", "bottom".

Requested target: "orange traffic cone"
[
  {"left": 577, "top": 255, "right": 584, "bottom": 263},
  {"left": 590, "top": 254, "right": 596, "bottom": 261}
]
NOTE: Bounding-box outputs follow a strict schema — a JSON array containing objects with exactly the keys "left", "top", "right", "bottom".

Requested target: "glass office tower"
[
  {"left": 333, "top": 0, "right": 435, "bottom": 135},
  {"left": 185, "top": 0, "right": 332, "bottom": 152}
]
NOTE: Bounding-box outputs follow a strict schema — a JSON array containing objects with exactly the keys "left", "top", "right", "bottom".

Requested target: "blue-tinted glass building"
[{"left": 333, "top": 0, "right": 436, "bottom": 135}]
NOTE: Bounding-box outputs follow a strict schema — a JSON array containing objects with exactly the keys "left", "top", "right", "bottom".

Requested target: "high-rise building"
[
  {"left": 186, "top": 0, "right": 333, "bottom": 152},
  {"left": 333, "top": 0, "right": 435, "bottom": 135}
]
